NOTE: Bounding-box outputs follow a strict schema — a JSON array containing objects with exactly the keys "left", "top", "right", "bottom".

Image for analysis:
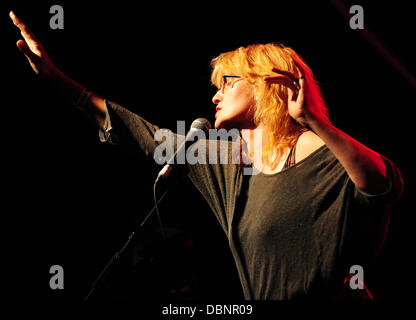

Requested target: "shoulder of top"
[{"left": 296, "top": 130, "right": 326, "bottom": 161}]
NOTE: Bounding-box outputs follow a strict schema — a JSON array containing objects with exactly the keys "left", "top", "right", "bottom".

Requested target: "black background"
[{"left": 2, "top": 0, "right": 415, "bottom": 303}]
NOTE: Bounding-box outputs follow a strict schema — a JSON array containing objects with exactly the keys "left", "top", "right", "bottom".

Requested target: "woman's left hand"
[{"left": 264, "top": 67, "right": 309, "bottom": 127}]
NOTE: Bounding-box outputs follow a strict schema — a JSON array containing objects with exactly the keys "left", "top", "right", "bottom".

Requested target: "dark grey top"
[{"left": 99, "top": 100, "right": 404, "bottom": 299}]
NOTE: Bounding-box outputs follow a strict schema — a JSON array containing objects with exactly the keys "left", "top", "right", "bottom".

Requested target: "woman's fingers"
[
  {"left": 16, "top": 39, "right": 41, "bottom": 74},
  {"left": 266, "top": 64, "right": 305, "bottom": 102},
  {"left": 10, "top": 11, "right": 32, "bottom": 36},
  {"left": 17, "top": 39, "right": 37, "bottom": 61},
  {"left": 10, "top": 11, "right": 55, "bottom": 77},
  {"left": 271, "top": 67, "right": 303, "bottom": 84},
  {"left": 264, "top": 69, "right": 303, "bottom": 102},
  {"left": 10, "top": 11, "right": 42, "bottom": 54},
  {"left": 9, "top": 11, "right": 19, "bottom": 25},
  {"left": 264, "top": 75, "right": 288, "bottom": 83},
  {"left": 265, "top": 74, "right": 300, "bottom": 91},
  {"left": 271, "top": 67, "right": 298, "bottom": 80}
]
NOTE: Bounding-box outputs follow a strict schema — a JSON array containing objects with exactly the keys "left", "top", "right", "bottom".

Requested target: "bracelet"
[{"left": 74, "top": 87, "right": 92, "bottom": 108}]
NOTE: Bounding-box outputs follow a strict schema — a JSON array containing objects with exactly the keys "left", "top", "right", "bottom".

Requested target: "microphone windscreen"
[{"left": 191, "top": 118, "right": 211, "bottom": 133}]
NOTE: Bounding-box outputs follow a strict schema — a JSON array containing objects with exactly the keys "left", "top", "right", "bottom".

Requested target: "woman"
[{"left": 10, "top": 11, "right": 403, "bottom": 299}]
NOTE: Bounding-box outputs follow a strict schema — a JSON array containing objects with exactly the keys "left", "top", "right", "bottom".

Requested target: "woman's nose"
[{"left": 212, "top": 90, "right": 222, "bottom": 104}]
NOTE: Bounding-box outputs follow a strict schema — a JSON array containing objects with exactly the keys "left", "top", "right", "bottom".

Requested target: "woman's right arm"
[
  {"left": 9, "top": 11, "right": 107, "bottom": 129},
  {"left": 10, "top": 10, "right": 169, "bottom": 164}
]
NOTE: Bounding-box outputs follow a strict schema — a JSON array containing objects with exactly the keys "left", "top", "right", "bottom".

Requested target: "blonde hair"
[{"left": 211, "top": 43, "right": 329, "bottom": 166}]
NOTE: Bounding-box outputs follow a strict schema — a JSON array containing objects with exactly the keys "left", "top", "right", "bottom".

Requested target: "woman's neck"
[{"left": 240, "top": 124, "right": 290, "bottom": 174}]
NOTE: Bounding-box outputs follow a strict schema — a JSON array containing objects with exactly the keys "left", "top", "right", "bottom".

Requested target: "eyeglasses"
[{"left": 218, "top": 75, "right": 242, "bottom": 94}]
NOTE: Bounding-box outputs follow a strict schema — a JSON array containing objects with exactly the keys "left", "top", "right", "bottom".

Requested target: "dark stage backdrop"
[{"left": 2, "top": 0, "right": 415, "bottom": 302}]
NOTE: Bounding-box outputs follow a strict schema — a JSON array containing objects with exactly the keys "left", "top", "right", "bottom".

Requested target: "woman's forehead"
[
  {"left": 211, "top": 66, "right": 225, "bottom": 87},
  {"left": 212, "top": 64, "right": 237, "bottom": 85}
]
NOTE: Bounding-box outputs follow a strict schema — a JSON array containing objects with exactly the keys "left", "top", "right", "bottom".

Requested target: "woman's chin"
[
  {"left": 215, "top": 120, "right": 240, "bottom": 131},
  {"left": 214, "top": 118, "right": 224, "bottom": 129},
  {"left": 215, "top": 117, "right": 245, "bottom": 130}
]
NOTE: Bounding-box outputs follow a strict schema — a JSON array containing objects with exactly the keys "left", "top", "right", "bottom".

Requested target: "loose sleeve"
[
  {"left": 353, "top": 154, "right": 404, "bottom": 207},
  {"left": 96, "top": 100, "right": 241, "bottom": 235},
  {"left": 342, "top": 154, "right": 404, "bottom": 264},
  {"left": 185, "top": 139, "right": 243, "bottom": 235},
  {"left": 98, "top": 99, "right": 162, "bottom": 160}
]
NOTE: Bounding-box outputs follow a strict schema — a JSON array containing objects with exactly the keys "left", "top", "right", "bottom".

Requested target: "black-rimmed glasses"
[{"left": 219, "top": 75, "right": 242, "bottom": 94}]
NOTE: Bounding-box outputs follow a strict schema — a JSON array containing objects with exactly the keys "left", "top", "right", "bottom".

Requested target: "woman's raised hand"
[
  {"left": 9, "top": 11, "right": 107, "bottom": 128},
  {"left": 264, "top": 67, "right": 303, "bottom": 102},
  {"left": 264, "top": 66, "right": 307, "bottom": 126},
  {"left": 10, "top": 11, "right": 58, "bottom": 79}
]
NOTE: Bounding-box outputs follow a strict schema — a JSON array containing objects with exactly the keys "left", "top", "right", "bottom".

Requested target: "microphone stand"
[
  {"left": 84, "top": 188, "right": 168, "bottom": 301},
  {"left": 84, "top": 119, "right": 210, "bottom": 300}
]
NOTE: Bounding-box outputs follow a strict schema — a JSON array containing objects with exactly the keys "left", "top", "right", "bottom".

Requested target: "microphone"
[{"left": 156, "top": 118, "right": 211, "bottom": 181}]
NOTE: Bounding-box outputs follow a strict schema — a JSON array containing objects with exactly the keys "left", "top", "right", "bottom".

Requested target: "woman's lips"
[{"left": 215, "top": 106, "right": 221, "bottom": 119}]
